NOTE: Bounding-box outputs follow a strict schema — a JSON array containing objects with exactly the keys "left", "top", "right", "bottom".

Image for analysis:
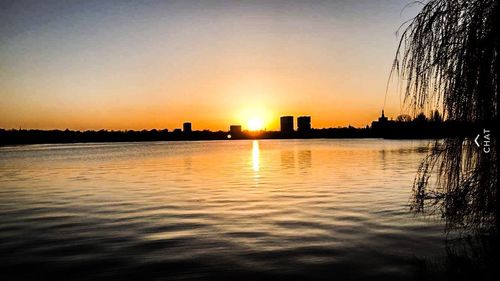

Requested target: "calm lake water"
[{"left": 0, "top": 139, "right": 453, "bottom": 280}]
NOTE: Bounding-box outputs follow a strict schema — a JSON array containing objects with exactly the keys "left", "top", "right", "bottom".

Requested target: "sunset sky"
[{"left": 0, "top": 0, "right": 419, "bottom": 131}]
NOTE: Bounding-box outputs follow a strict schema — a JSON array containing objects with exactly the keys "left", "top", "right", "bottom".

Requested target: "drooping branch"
[{"left": 392, "top": 0, "right": 498, "bottom": 232}]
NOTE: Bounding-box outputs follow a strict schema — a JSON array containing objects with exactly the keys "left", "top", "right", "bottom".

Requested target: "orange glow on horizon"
[{"left": 0, "top": 1, "right": 415, "bottom": 131}]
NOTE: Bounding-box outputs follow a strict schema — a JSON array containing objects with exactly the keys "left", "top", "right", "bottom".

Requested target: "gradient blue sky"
[{"left": 0, "top": 0, "right": 419, "bottom": 130}]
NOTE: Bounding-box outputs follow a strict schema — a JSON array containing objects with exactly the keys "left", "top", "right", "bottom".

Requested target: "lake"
[{"left": 0, "top": 139, "right": 458, "bottom": 280}]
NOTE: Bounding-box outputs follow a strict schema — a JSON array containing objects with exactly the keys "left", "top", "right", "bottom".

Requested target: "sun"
[{"left": 247, "top": 118, "right": 264, "bottom": 131}]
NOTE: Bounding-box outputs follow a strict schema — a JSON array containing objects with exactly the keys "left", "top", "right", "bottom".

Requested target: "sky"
[{"left": 0, "top": 0, "right": 420, "bottom": 131}]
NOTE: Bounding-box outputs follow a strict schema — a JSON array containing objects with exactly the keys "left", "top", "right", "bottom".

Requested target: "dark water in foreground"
[{"left": 0, "top": 139, "right": 484, "bottom": 280}]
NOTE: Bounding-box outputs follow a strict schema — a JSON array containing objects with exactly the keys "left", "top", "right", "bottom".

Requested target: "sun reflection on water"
[
  {"left": 0, "top": 139, "right": 447, "bottom": 281},
  {"left": 252, "top": 140, "right": 260, "bottom": 172}
]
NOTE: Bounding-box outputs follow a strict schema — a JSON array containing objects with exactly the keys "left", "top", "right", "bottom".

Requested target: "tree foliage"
[{"left": 393, "top": 0, "right": 499, "bottom": 232}]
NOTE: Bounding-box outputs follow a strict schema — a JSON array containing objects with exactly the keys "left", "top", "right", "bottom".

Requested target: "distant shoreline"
[
  {"left": 0, "top": 122, "right": 473, "bottom": 146},
  {"left": 0, "top": 136, "right": 446, "bottom": 147}
]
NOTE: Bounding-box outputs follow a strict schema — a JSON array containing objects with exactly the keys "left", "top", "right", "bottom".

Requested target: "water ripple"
[{"left": 0, "top": 139, "right": 447, "bottom": 280}]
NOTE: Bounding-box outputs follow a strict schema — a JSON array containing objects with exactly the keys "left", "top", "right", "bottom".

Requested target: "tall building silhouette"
[
  {"left": 378, "top": 110, "right": 388, "bottom": 123},
  {"left": 371, "top": 109, "right": 391, "bottom": 130},
  {"left": 183, "top": 122, "right": 192, "bottom": 133},
  {"left": 280, "top": 116, "right": 294, "bottom": 133},
  {"left": 229, "top": 125, "right": 242, "bottom": 135},
  {"left": 297, "top": 116, "right": 311, "bottom": 132}
]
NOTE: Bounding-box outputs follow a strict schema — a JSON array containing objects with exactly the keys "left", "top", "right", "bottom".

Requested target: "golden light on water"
[{"left": 252, "top": 140, "right": 260, "bottom": 172}]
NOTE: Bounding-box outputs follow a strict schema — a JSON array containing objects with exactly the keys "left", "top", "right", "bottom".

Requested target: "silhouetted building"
[
  {"left": 371, "top": 110, "right": 388, "bottom": 129},
  {"left": 173, "top": 128, "right": 182, "bottom": 134},
  {"left": 183, "top": 122, "right": 192, "bottom": 133},
  {"left": 297, "top": 116, "right": 311, "bottom": 132},
  {"left": 280, "top": 116, "right": 294, "bottom": 133},
  {"left": 229, "top": 125, "right": 242, "bottom": 135},
  {"left": 371, "top": 110, "right": 397, "bottom": 134},
  {"left": 378, "top": 110, "right": 388, "bottom": 123}
]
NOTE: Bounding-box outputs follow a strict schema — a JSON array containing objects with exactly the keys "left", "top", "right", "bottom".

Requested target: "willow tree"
[{"left": 393, "top": 0, "right": 498, "bottom": 232}]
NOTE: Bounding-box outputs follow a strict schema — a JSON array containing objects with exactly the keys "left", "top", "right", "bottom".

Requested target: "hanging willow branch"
[{"left": 392, "top": 0, "right": 498, "bottom": 232}]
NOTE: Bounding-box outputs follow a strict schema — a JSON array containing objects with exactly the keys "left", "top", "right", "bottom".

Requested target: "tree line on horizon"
[{"left": 0, "top": 111, "right": 473, "bottom": 145}]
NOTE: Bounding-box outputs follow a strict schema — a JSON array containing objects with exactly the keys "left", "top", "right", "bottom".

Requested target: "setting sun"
[{"left": 247, "top": 118, "right": 264, "bottom": 131}]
